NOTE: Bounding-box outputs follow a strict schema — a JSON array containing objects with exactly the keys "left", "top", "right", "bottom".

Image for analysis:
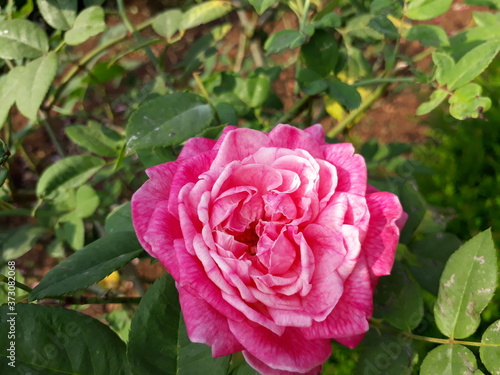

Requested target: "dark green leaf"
[
  {"left": 406, "top": 25, "right": 450, "bottom": 47},
  {"left": 326, "top": 79, "right": 361, "bottom": 110},
  {"left": 126, "top": 93, "right": 214, "bottom": 150},
  {"left": 66, "top": 121, "right": 124, "bottom": 157},
  {"left": 180, "top": 1, "right": 232, "bottom": 30},
  {"left": 36, "top": 155, "right": 105, "bottom": 199},
  {"left": 29, "top": 232, "right": 143, "bottom": 300},
  {"left": 480, "top": 320, "right": 500, "bottom": 374},
  {"left": 449, "top": 83, "right": 491, "bottom": 119},
  {"left": 136, "top": 146, "right": 178, "bottom": 168},
  {"left": 370, "top": 0, "right": 403, "bottom": 16},
  {"left": 434, "top": 229, "right": 497, "bottom": 339},
  {"left": 37, "top": 0, "right": 77, "bottom": 30},
  {"left": 312, "top": 12, "right": 341, "bottom": 29},
  {"left": 406, "top": 0, "right": 453, "bottom": 21},
  {"left": 249, "top": 0, "right": 278, "bottom": 14},
  {"left": 264, "top": 29, "right": 306, "bottom": 55},
  {"left": 297, "top": 68, "right": 328, "bottom": 95},
  {"left": 420, "top": 345, "right": 480, "bottom": 375},
  {"left": 0, "top": 19, "right": 49, "bottom": 59},
  {"left": 64, "top": 6, "right": 106, "bottom": 45},
  {"left": 375, "top": 262, "right": 424, "bottom": 331},
  {"left": 152, "top": 9, "right": 182, "bottom": 39},
  {"left": 0, "top": 167, "right": 7, "bottom": 188},
  {"left": 368, "top": 15, "right": 398, "bottom": 39},
  {"left": 465, "top": 0, "right": 500, "bottom": 8},
  {"left": 127, "top": 274, "right": 230, "bottom": 375},
  {"left": 0, "top": 304, "right": 127, "bottom": 374},
  {"left": 0, "top": 225, "right": 45, "bottom": 262},
  {"left": 416, "top": 89, "right": 448, "bottom": 115},
  {"left": 301, "top": 29, "right": 338, "bottom": 77},
  {"left": 105, "top": 202, "right": 133, "bottom": 234},
  {"left": 398, "top": 181, "right": 426, "bottom": 244},
  {"left": 15, "top": 52, "right": 58, "bottom": 120},
  {"left": 215, "top": 102, "right": 238, "bottom": 125}
]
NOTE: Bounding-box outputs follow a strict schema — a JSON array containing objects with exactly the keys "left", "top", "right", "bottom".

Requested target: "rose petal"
[
  {"left": 268, "top": 124, "right": 324, "bottom": 158},
  {"left": 178, "top": 137, "right": 217, "bottom": 160},
  {"left": 243, "top": 351, "right": 323, "bottom": 375}
]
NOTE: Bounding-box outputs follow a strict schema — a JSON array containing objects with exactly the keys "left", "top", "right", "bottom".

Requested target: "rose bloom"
[{"left": 132, "top": 124, "right": 406, "bottom": 375}]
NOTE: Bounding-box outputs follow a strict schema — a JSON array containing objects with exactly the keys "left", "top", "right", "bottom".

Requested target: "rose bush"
[{"left": 132, "top": 124, "right": 406, "bottom": 375}]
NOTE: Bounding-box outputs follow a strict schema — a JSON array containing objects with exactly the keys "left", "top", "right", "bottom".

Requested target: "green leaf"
[
  {"left": 434, "top": 229, "right": 497, "bottom": 339},
  {"left": 406, "top": 25, "right": 450, "bottom": 47},
  {"left": 37, "top": 0, "right": 77, "bottom": 30},
  {"left": 74, "top": 184, "right": 100, "bottom": 218},
  {"left": 355, "top": 329, "right": 415, "bottom": 375},
  {"left": 136, "top": 146, "right": 178, "bottom": 168},
  {"left": 375, "top": 262, "right": 423, "bottom": 331},
  {"left": 297, "top": 68, "right": 328, "bottom": 95},
  {"left": 416, "top": 89, "right": 448, "bottom": 115},
  {"left": 1, "top": 225, "right": 45, "bottom": 262},
  {"left": 368, "top": 15, "right": 398, "bottom": 39},
  {"left": 0, "top": 19, "right": 49, "bottom": 59},
  {"left": 480, "top": 319, "right": 500, "bottom": 374},
  {"left": 152, "top": 9, "right": 182, "bottom": 39},
  {"left": 370, "top": 0, "right": 403, "bottom": 16},
  {"left": 105, "top": 309, "right": 132, "bottom": 343},
  {"left": 215, "top": 102, "right": 238, "bottom": 125},
  {"left": 126, "top": 93, "right": 214, "bottom": 150},
  {"left": 29, "top": 232, "right": 143, "bottom": 300},
  {"left": 472, "top": 11, "right": 500, "bottom": 26},
  {"left": 312, "top": 12, "right": 341, "bottom": 29},
  {"left": 449, "top": 83, "right": 492, "bottom": 119},
  {"left": 0, "top": 72, "right": 18, "bottom": 128},
  {"left": 180, "top": 1, "right": 233, "bottom": 30},
  {"left": 447, "top": 40, "right": 500, "bottom": 89},
  {"left": 36, "top": 155, "right": 105, "bottom": 199},
  {"left": 15, "top": 52, "right": 58, "bottom": 120},
  {"left": 64, "top": 6, "right": 106, "bottom": 45},
  {"left": 127, "top": 274, "right": 230, "bottom": 375},
  {"left": 60, "top": 213, "right": 85, "bottom": 250},
  {"left": 301, "top": 29, "right": 338, "bottom": 77},
  {"left": 66, "top": 121, "right": 124, "bottom": 157},
  {"left": 409, "top": 232, "right": 462, "bottom": 294},
  {"left": 406, "top": 0, "right": 453, "bottom": 21},
  {"left": 432, "top": 52, "right": 455, "bottom": 86},
  {"left": 465, "top": 0, "right": 500, "bottom": 8},
  {"left": 264, "top": 29, "right": 307, "bottom": 55},
  {"left": 326, "top": 79, "right": 361, "bottom": 111},
  {"left": 105, "top": 201, "right": 133, "bottom": 234},
  {"left": 398, "top": 181, "right": 426, "bottom": 244},
  {"left": 242, "top": 70, "right": 272, "bottom": 108},
  {"left": 420, "top": 345, "right": 480, "bottom": 375},
  {"left": 249, "top": 0, "right": 278, "bottom": 14},
  {"left": 0, "top": 167, "right": 7, "bottom": 188},
  {"left": 0, "top": 304, "right": 127, "bottom": 374}
]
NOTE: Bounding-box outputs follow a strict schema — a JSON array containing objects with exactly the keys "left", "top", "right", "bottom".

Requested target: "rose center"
[{"left": 232, "top": 222, "right": 259, "bottom": 255}]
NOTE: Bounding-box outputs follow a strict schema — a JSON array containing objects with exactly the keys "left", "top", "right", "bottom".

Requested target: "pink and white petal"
[
  {"left": 363, "top": 191, "right": 404, "bottom": 277},
  {"left": 321, "top": 143, "right": 367, "bottom": 195},
  {"left": 212, "top": 125, "right": 239, "bottom": 150},
  {"left": 268, "top": 124, "right": 323, "bottom": 158},
  {"left": 178, "top": 137, "right": 217, "bottom": 160},
  {"left": 243, "top": 351, "right": 323, "bottom": 375},
  {"left": 303, "top": 124, "right": 326, "bottom": 144},
  {"left": 335, "top": 333, "right": 365, "bottom": 348},
  {"left": 178, "top": 287, "right": 244, "bottom": 356},
  {"left": 143, "top": 201, "right": 182, "bottom": 279},
  {"left": 302, "top": 256, "right": 373, "bottom": 344},
  {"left": 228, "top": 320, "right": 331, "bottom": 373},
  {"left": 211, "top": 128, "right": 270, "bottom": 169},
  {"left": 131, "top": 161, "right": 179, "bottom": 254}
]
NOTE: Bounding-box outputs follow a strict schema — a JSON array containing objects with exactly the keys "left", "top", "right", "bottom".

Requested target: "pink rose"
[{"left": 132, "top": 124, "right": 406, "bottom": 375}]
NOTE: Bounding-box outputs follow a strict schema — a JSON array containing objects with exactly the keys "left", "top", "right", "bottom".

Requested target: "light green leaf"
[
  {"left": 448, "top": 40, "right": 500, "bottom": 89},
  {"left": 420, "top": 345, "right": 479, "bottom": 375},
  {"left": 449, "top": 83, "right": 492, "bottom": 119},
  {"left": 249, "top": 0, "right": 278, "bottom": 14},
  {"left": 264, "top": 29, "right": 307, "bottom": 55},
  {"left": 180, "top": 1, "right": 233, "bottom": 30},
  {"left": 0, "top": 304, "right": 127, "bottom": 374},
  {"left": 126, "top": 93, "right": 214, "bottom": 150},
  {"left": 301, "top": 29, "right": 338, "bottom": 77},
  {"left": 416, "top": 89, "right": 448, "bottom": 115},
  {"left": 15, "top": 52, "right": 58, "bottom": 120},
  {"left": 326, "top": 79, "right": 361, "bottom": 111},
  {"left": 0, "top": 19, "right": 49, "bottom": 59},
  {"left": 432, "top": 52, "right": 455, "bottom": 86},
  {"left": 406, "top": 25, "right": 450, "bottom": 47},
  {"left": 105, "top": 201, "right": 133, "bottom": 234},
  {"left": 0, "top": 71, "right": 19, "bottom": 128},
  {"left": 152, "top": 9, "right": 182, "bottom": 39},
  {"left": 406, "top": 0, "right": 453, "bottom": 21},
  {"left": 37, "top": 0, "right": 77, "bottom": 30},
  {"left": 29, "top": 231, "right": 142, "bottom": 300},
  {"left": 127, "top": 274, "right": 231, "bottom": 375},
  {"left": 64, "top": 6, "right": 106, "bottom": 45},
  {"left": 480, "top": 320, "right": 500, "bottom": 374},
  {"left": 74, "top": 184, "right": 100, "bottom": 218},
  {"left": 472, "top": 11, "right": 500, "bottom": 26},
  {"left": 313, "top": 12, "right": 341, "bottom": 29},
  {"left": 61, "top": 213, "right": 85, "bottom": 250},
  {"left": 36, "top": 155, "right": 105, "bottom": 199},
  {"left": 242, "top": 70, "right": 272, "bottom": 108},
  {"left": 65, "top": 121, "right": 124, "bottom": 157},
  {"left": 434, "top": 229, "right": 497, "bottom": 339},
  {"left": 1, "top": 225, "right": 45, "bottom": 262}
]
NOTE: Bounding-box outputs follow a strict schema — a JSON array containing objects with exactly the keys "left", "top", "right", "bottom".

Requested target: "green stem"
[
  {"left": 369, "top": 319, "right": 500, "bottom": 348},
  {"left": 38, "top": 111, "right": 65, "bottom": 157},
  {"left": 276, "top": 95, "right": 312, "bottom": 124},
  {"left": 351, "top": 77, "right": 414, "bottom": 87},
  {"left": 300, "top": 0, "right": 311, "bottom": 30},
  {"left": 0, "top": 274, "right": 33, "bottom": 293},
  {"left": 46, "top": 18, "right": 154, "bottom": 110}
]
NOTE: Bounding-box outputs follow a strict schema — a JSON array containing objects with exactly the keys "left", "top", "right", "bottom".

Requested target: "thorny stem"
[{"left": 369, "top": 319, "right": 500, "bottom": 348}]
